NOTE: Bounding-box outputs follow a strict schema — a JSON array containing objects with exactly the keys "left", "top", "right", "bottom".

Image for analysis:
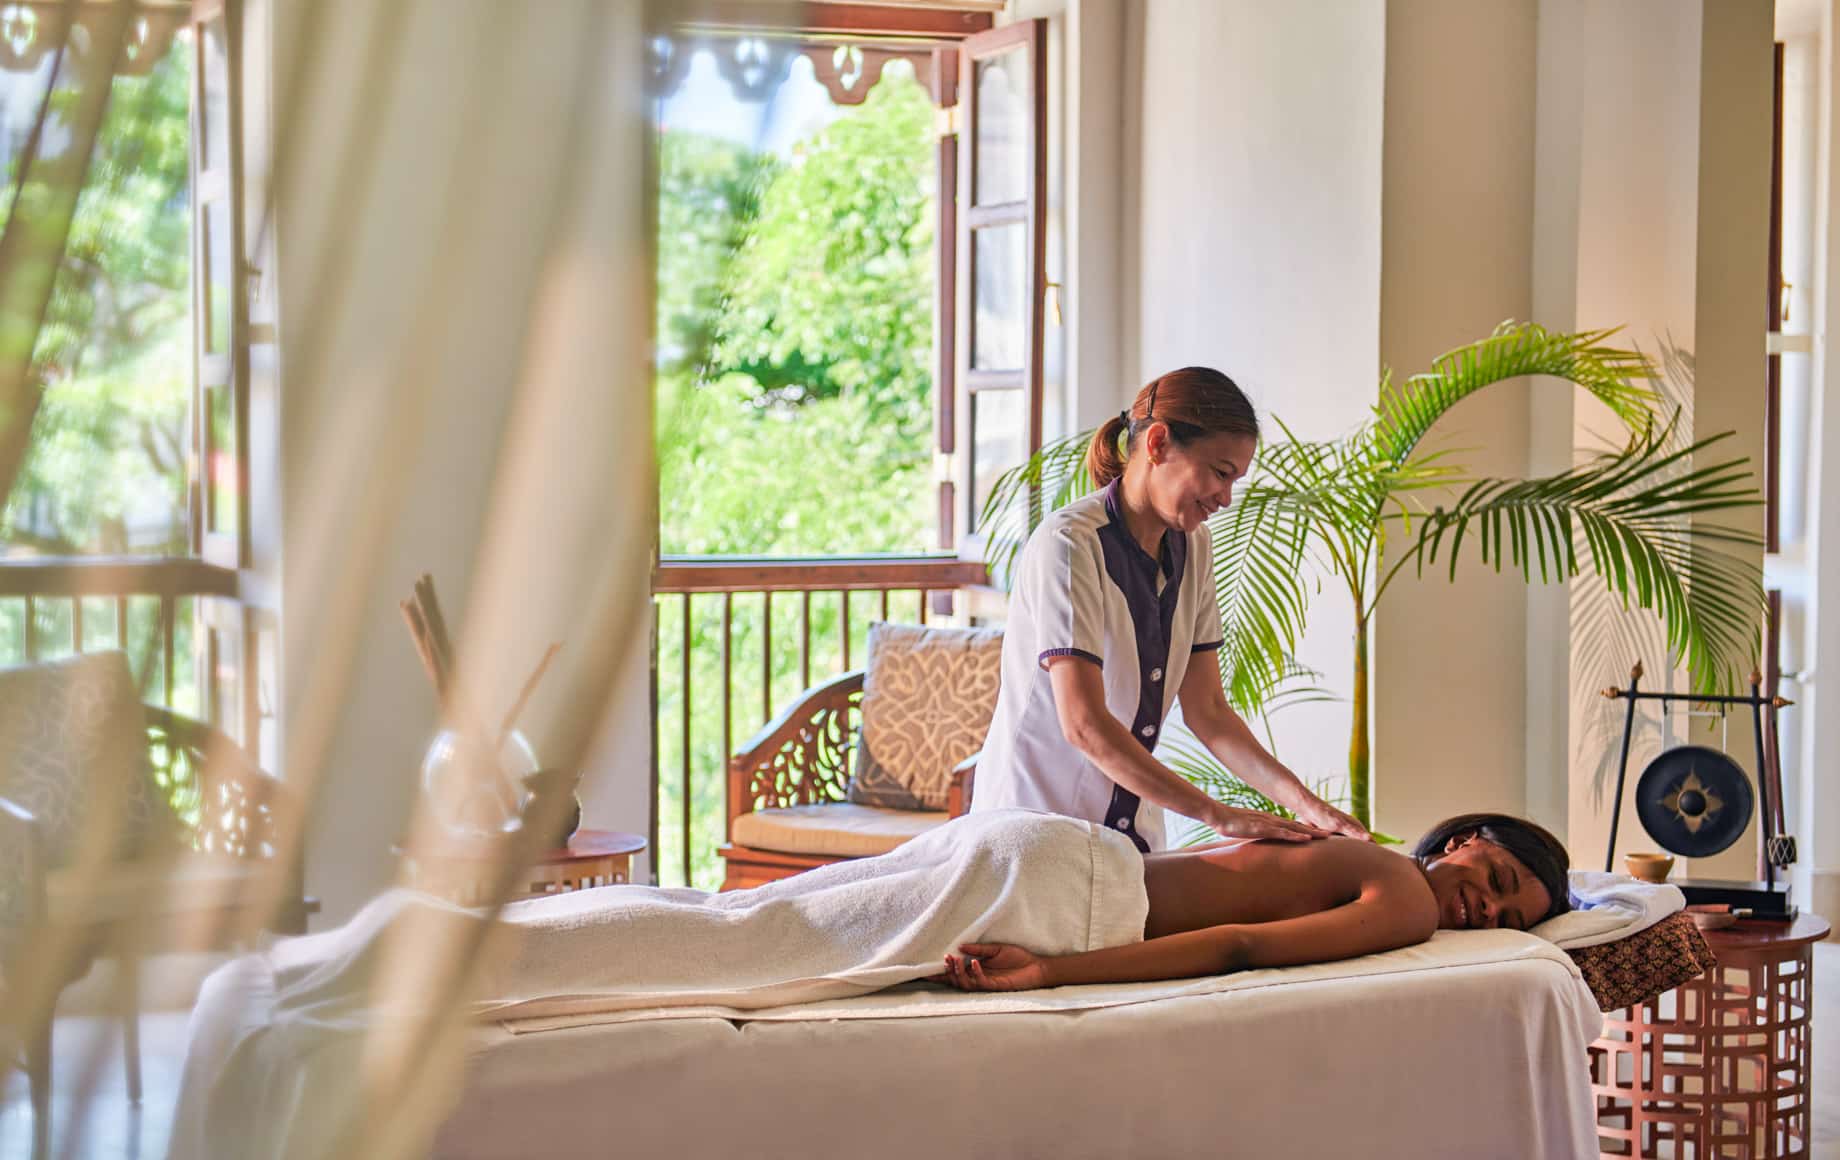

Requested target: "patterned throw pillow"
[
  {"left": 0, "top": 651, "right": 167, "bottom": 870},
  {"left": 847, "top": 622, "right": 1003, "bottom": 810}
]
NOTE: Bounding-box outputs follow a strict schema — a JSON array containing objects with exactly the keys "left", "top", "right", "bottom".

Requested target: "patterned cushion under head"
[
  {"left": 0, "top": 651, "right": 168, "bottom": 870},
  {"left": 846, "top": 622, "right": 1003, "bottom": 811}
]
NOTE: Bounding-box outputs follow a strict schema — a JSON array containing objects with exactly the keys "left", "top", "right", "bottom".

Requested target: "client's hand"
[
  {"left": 1205, "top": 803, "right": 1332, "bottom": 843},
  {"left": 932, "top": 944, "right": 1049, "bottom": 992}
]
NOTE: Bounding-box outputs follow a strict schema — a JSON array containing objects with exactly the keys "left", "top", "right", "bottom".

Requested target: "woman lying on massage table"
[
  {"left": 183, "top": 807, "right": 1577, "bottom": 1045},
  {"left": 932, "top": 810, "right": 1570, "bottom": 992}
]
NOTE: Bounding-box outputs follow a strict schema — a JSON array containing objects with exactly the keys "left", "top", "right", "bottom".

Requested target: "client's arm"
[{"left": 939, "top": 863, "right": 1438, "bottom": 992}]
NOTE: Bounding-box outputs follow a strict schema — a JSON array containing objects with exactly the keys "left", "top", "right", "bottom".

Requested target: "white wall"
[
  {"left": 271, "top": 0, "right": 653, "bottom": 923},
  {"left": 1129, "top": 0, "right": 1386, "bottom": 795},
  {"left": 1374, "top": 0, "right": 1539, "bottom": 846},
  {"left": 1119, "top": 0, "right": 1773, "bottom": 866},
  {"left": 1792, "top": 0, "right": 1840, "bottom": 920},
  {"left": 1538, "top": 0, "right": 1773, "bottom": 879}
]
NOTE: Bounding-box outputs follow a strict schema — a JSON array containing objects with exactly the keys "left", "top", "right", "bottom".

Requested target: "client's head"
[{"left": 1413, "top": 813, "right": 1571, "bottom": 932}]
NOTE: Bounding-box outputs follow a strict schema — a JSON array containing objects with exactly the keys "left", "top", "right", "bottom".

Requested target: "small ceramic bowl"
[
  {"left": 1625, "top": 852, "right": 1675, "bottom": 883},
  {"left": 1686, "top": 905, "right": 1737, "bottom": 931}
]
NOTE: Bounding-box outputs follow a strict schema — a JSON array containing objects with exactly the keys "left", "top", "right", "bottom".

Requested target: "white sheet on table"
[
  {"left": 173, "top": 927, "right": 1601, "bottom": 1160},
  {"left": 500, "top": 926, "right": 1591, "bottom": 1033},
  {"left": 440, "top": 932, "right": 1601, "bottom": 1159}
]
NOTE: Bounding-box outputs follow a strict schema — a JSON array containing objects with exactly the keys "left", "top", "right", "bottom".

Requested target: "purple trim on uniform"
[
  {"left": 1091, "top": 480, "right": 1190, "bottom": 851},
  {"left": 1039, "top": 647, "right": 1103, "bottom": 669},
  {"left": 1191, "top": 640, "right": 1224, "bottom": 653}
]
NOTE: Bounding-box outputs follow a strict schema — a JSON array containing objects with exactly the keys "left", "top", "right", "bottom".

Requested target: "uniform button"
[
  {"left": 1150, "top": 668, "right": 1163, "bottom": 682},
  {"left": 1116, "top": 817, "right": 1131, "bottom": 830},
  {"left": 1141, "top": 725, "right": 1156, "bottom": 738}
]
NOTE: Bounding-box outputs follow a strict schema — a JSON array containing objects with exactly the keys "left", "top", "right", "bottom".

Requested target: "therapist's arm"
[
  {"left": 1045, "top": 658, "right": 1328, "bottom": 842},
  {"left": 1178, "top": 658, "right": 1369, "bottom": 840}
]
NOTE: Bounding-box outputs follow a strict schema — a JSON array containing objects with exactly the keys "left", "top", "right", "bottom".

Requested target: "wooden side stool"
[
  {"left": 1589, "top": 914, "right": 1829, "bottom": 1158},
  {"left": 398, "top": 829, "right": 647, "bottom": 906}
]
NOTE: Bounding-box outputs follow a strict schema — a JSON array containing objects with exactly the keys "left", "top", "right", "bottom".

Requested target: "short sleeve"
[
  {"left": 1019, "top": 521, "right": 1107, "bottom": 669},
  {"left": 1191, "top": 525, "right": 1224, "bottom": 653}
]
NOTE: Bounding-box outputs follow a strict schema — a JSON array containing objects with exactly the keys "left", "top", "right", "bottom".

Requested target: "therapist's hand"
[
  {"left": 1204, "top": 803, "right": 1332, "bottom": 843},
  {"left": 1292, "top": 794, "right": 1370, "bottom": 841}
]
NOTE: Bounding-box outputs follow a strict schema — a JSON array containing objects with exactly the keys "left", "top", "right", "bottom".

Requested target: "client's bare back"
[{"left": 1141, "top": 837, "right": 1432, "bottom": 940}]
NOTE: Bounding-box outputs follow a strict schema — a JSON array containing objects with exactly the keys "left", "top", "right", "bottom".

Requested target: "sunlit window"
[
  {"left": 653, "top": 37, "right": 937, "bottom": 559},
  {"left": 0, "top": 14, "right": 192, "bottom": 558}
]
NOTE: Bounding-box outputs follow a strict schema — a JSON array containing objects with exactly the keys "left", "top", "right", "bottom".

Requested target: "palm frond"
[
  {"left": 1209, "top": 482, "right": 1317, "bottom": 713},
  {"left": 1160, "top": 731, "right": 1292, "bottom": 819},
  {"left": 1398, "top": 418, "right": 1763, "bottom": 694},
  {"left": 978, "top": 430, "right": 1093, "bottom": 589},
  {"left": 1369, "top": 321, "right": 1659, "bottom": 469}
]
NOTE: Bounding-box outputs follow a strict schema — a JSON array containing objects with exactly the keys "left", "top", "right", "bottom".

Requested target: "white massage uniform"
[{"left": 972, "top": 481, "right": 1224, "bottom": 851}]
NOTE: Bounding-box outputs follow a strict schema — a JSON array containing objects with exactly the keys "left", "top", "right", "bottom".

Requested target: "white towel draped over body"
[
  {"left": 477, "top": 808, "right": 1149, "bottom": 1021},
  {"left": 173, "top": 811, "right": 1146, "bottom": 1159}
]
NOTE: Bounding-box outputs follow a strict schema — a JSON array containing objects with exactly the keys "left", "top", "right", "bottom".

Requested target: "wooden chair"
[
  {"left": 0, "top": 673, "right": 314, "bottom": 1160},
  {"left": 720, "top": 670, "right": 977, "bottom": 891}
]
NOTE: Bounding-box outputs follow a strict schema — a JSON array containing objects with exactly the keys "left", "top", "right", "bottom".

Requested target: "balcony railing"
[
  {"left": 651, "top": 555, "right": 988, "bottom": 888},
  {"left": 0, "top": 555, "right": 235, "bottom": 712}
]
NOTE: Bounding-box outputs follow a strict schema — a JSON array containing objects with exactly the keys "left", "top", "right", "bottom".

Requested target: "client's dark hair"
[{"left": 1414, "top": 813, "right": 1572, "bottom": 924}]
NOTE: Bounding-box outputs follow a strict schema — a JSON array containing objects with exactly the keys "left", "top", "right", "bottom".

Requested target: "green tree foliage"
[
  {"left": 657, "top": 70, "right": 935, "bottom": 560},
  {"left": 713, "top": 76, "right": 935, "bottom": 432},
  {"left": 2, "top": 46, "right": 192, "bottom": 554}
]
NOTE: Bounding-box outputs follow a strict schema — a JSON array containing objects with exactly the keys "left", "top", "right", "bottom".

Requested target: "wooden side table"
[
  {"left": 1589, "top": 913, "right": 1830, "bottom": 1159},
  {"left": 398, "top": 829, "right": 647, "bottom": 906}
]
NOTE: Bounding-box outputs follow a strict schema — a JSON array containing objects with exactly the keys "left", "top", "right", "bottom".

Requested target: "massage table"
[
  {"left": 180, "top": 814, "right": 1700, "bottom": 1158},
  {"left": 177, "top": 928, "right": 1604, "bottom": 1159},
  {"left": 432, "top": 934, "right": 1599, "bottom": 1158}
]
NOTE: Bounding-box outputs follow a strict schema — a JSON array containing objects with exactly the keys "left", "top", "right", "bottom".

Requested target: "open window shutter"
[
  {"left": 932, "top": 44, "right": 959, "bottom": 551},
  {"left": 953, "top": 19, "right": 1046, "bottom": 555},
  {"left": 191, "top": 0, "right": 257, "bottom": 743},
  {"left": 190, "top": 0, "right": 248, "bottom": 572}
]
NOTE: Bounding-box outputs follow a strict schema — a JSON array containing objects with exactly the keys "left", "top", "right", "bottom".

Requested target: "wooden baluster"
[
  {"left": 799, "top": 590, "right": 811, "bottom": 692},
  {"left": 880, "top": 588, "right": 890, "bottom": 623},
  {"left": 23, "top": 595, "right": 36, "bottom": 662},
  {"left": 680, "top": 592, "right": 692, "bottom": 887},
  {"left": 841, "top": 591, "right": 851, "bottom": 669},
  {"left": 161, "top": 597, "right": 176, "bottom": 707},
  {"left": 761, "top": 590, "right": 773, "bottom": 723},
  {"left": 72, "top": 597, "right": 84, "bottom": 653},
  {"left": 648, "top": 597, "right": 661, "bottom": 887},
  {"left": 117, "top": 596, "right": 129, "bottom": 649},
  {"left": 918, "top": 588, "right": 928, "bottom": 624},
  {"left": 162, "top": 600, "right": 178, "bottom": 710},
  {"left": 721, "top": 592, "right": 733, "bottom": 779}
]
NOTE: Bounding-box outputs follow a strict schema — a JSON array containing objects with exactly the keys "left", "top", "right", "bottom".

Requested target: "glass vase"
[{"left": 419, "top": 727, "right": 539, "bottom": 837}]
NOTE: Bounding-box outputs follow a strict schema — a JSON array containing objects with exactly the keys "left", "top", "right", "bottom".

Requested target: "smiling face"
[
  {"left": 1421, "top": 832, "right": 1554, "bottom": 932},
  {"left": 1142, "top": 427, "right": 1259, "bottom": 533}
]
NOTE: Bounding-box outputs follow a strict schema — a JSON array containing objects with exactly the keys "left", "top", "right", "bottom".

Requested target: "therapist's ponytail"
[{"left": 1086, "top": 366, "right": 1261, "bottom": 488}]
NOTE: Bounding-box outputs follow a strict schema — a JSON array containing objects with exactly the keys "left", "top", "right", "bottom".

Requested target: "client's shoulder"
[
  {"left": 1314, "top": 837, "right": 1436, "bottom": 896},
  {"left": 1327, "top": 837, "right": 1438, "bottom": 934}
]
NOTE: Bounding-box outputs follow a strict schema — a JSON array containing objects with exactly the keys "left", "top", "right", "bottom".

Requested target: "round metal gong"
[{"left": 1634, "top": 745, "right": 1754, "bottom": 858}]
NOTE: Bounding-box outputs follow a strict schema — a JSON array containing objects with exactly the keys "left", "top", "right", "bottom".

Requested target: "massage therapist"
[{"left": 970, "top": 367, "right": 1367, "bottom": 852}]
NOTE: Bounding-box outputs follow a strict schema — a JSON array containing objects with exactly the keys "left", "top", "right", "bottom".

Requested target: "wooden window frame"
[
  {"left": 190, "top": 0, "right": 251, "bottom": 572},
  {"left": 953, "top": 19, "right": 1047, "bottom": 561}
]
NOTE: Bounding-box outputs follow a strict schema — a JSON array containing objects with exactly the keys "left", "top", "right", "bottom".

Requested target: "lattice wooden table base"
[{"left": 1590, "top": 916, "right": 1826, "bottom": 1159}]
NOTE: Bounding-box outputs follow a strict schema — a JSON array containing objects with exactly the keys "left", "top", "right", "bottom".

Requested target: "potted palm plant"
[{"left": 982, "top": 322, "right": 1764, "bottom": 830}]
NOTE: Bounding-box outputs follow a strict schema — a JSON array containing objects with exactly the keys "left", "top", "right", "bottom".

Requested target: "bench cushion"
[{"left": 730, "top": 803, "right": 950, "bottom": 859}]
